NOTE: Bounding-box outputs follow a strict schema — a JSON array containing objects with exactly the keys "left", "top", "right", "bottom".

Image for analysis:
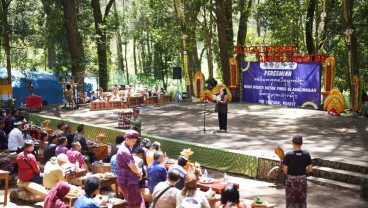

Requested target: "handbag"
[{"left": 149, "top": 185, "right": 174, "bottom": 208}]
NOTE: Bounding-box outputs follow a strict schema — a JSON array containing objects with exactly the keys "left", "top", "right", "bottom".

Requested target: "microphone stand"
[{"left": 203, "top": 98, "right": 207, "bottom": 133}]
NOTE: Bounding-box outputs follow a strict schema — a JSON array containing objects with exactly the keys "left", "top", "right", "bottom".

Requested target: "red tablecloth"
[{"left": 26, "top": 96, "right": 42, "bottom": 108}]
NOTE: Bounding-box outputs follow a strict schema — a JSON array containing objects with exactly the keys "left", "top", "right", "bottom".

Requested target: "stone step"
[
  {"left": 312, "top": 166, "right": 368, "bottom": 185},
  {"left": 308, "top": 176, "right": 361, "bottom": 193},
  {"left": 313, "top": 158, "right": 368, "bottom": 174}
]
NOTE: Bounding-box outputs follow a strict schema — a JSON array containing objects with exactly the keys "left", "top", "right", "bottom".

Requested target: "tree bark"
[
  {"left": 342, "top": 0, "right": 359, "bottom": 109},
  {"left": 215, "top": 0, "right": 231, "bottom": 86},
  {"left": 62, "top": 0, "right": 85, "bottom": 92},
  {"left": 91, "top": 0, "right": 115, "bottom": 91},
  {"left": 306, "top": 0, "right": 316, "bottom": 55},
  {"left": 236, "top": 0, "right": 252, "bottom": 96},
  {"left": 1, "top": 0, "right": 12, "bottom": 84},
  {"left": 113, "top": 2, "right": 124, "bottom": 73},
  {"left": 133, "top": 37, "right": 138, "bottom": 75}
]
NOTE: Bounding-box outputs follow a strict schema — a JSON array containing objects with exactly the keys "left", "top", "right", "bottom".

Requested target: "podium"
[{"left": 26, "top": 96, "right": 42, "bottom": 111}]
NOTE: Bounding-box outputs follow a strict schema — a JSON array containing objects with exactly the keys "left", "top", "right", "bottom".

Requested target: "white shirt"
[
  {"left": 8, "top": 128, "right": 25, "bottom": 151},
  {"left": 176, "top": 190, "right": 210, "bottom": 208}
]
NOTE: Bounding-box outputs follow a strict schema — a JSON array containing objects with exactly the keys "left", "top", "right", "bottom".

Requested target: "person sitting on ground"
[
  {"left": 44, "top": 133, "right": 58, "bottom": 162},
  {"left": 214, "top": 184, "right": 246, "bottom": 208},
  {"left": 73, "top": 124, "right": 97, "bottom": 162},
  {"left": 147, "top": 150, "right": 167, "bottom": 194},
  {"left": 141, "top": 138, "right": 151, "bottom": 153},
  {"left": 55, "top": 136, "right": 69, "bottom": 156},
  {"left": 43, "top": 181, "right": 70, "bottom": 208},
  {"left": 169, "top": 155, "right": 188, "bottom": 190},
  {"left": 123, "top": 107, "right": 142, "bottom": 134},
  {"left": 110, "top": 135, "right": 124, "bottom": 156},
  {"left": 3, "top": 109, "right": 19, "bottom": 134},
  {"left": 8, "top": 120, "right": 25, "bottom": 153},
  {"left": 152, "top": 168, "right": 181, "bottom": 208},
  {"left": 54, "top": 122, "right": 65, "bottom": 137},
  {"left": 64, "top": 124, "right": 74, "bottom": 149},
  {"left": 43, "top": 153, "right": 69, "bottom": 189},
  {"left": 67, "top": 141, "right": 89, "bottom": 172},
  {"left": 133, "top": 147, "right": 147, "bottom": 188},
  {"left": 17, "top": 140, "right": 43, "bottom": 183},
  {"left": 175, "top": 173, "right": 210, "bottom": 208},
  {"left": 146, "top": 141, "right": 161, "bottom": 166},
  {"left": 73, "top": 176, "right": 105, "bottom": 208},
  {"left": 0, "top": 119, "right": 8, "bottom": 151}
]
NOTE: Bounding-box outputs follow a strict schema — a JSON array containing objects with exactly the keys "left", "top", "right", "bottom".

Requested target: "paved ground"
[{"left": 1, "top": 102, "right": 366, "bottom": 207}]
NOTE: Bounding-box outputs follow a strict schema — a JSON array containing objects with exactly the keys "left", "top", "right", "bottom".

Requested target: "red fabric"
[
  {"left": 16, "top": 150, "right": 41, "bottom": 181},
  {"left": 26, "top": 96, "right": 42, "bottom": 108},
  {"left": 66, "top": 148, "right": 85, "bottom": 167},
  {"left": 44, "top": 181, "right": 70, "bottom": 208}
]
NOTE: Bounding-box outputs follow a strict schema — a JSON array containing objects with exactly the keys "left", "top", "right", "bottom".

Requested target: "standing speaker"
[{"left": 173, "top": 67, "right": 182, "bottom": 79}]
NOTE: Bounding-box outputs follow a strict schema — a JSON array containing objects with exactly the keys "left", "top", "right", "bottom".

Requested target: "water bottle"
[
  {"left": 204, "top": 169, "right": 208, "bottom": 179},
  {"left": 223, "top": 173, "right": 227, "bottom": 183},
  {"left": 75, "top": 161, "right": 79, "bottom": 172}
]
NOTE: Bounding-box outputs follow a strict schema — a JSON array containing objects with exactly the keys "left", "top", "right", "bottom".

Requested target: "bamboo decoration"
[
  {"left": 323, "top": 57, "right": 335, "bottom": 94},
  {"left": 193, "top": 71, "right": 205, "bottom": 98},
  {"left": 229, "top": 58, "right": 238, "bottom": 88},
  {"left": 353, "top": 75, "right": 359, "bottom": 111}
]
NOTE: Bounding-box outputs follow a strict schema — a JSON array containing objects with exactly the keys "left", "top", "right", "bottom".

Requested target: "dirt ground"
[{"left": 1, "top": 101, "right": 367, "bottom": 207}]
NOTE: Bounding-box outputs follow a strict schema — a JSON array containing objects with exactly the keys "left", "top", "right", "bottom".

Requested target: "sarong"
[
  {"left": 285, "top": 175, "right": 307, "bottom": 208},
  {"left": 119, "top": 183, "right": 145, "bottom": 208}
]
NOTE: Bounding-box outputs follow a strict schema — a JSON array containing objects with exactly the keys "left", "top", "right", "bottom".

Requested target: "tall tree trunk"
[
  {"left": 1, "top": 0, "right": 12, "bottom": 84},
  {"left": 215, "top": 0, "right": 231, "bottom": 86},
  {"left": 256, "top": 0, "right": 261, "bottom": 37},
  {"left": 306, "top": 0, "right": 316, "bottom": 55},
  {"left": 224, "top": 0, "right": 233, "bottom": 56},
  {"left": 91, "top": 0, "right": 115, "bottom": 91},
  {"left": 62, "top": 0, "right": 85, "bottom": 91},
  {"left": 236, "top": 0, "right": 252, "bottom": 97},
  {"left": 203, "top": 2, "right": 214, "bottom": 79},
  {"left": 125, "top": 43, "right": 129, "bottom": 84},
  {"left": 113, "top": 2, "right": 124, "bottom": 73},
  {"left": 342, "top": 0, "right": 359, "bottom": 109},
  {"left": 133, "top": 37, "right": 138, "bottom": 75}
]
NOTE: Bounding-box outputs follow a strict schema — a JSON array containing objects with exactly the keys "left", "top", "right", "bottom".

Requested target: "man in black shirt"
[
  {"left": 44, "top": 134, "right": 58, "bottom": 162},
  {"left": 73, "top": 124, "right": 97, "bottom": 162},
  {"left": 282, "top": 135, "right": 313, "bottom": 208}
]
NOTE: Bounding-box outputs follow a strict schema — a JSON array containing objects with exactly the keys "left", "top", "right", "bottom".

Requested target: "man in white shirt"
[
  {"left": 8, "top": 121, "right": 24, "bottom": 152},
  {"left": 152, "top": 168, "right": 181, "bottom": 208},
  {"left": 43, "top": 153, "right": 69, "bottom": 189}
]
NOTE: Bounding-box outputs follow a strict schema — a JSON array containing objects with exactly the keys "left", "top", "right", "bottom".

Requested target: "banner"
[{"left": 242, "top": 62, "right": 321, "bottom": 109}]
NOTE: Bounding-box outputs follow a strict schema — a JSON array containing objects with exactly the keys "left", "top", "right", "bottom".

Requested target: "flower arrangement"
[
  {"left": 42, "top": 120, "right": 51, "bottom": 128},
  {"left": 200, "top": 90, "right": 214, "bottom": 102},
  {"left": 96, "top": 133, "right": 106, "bottom": 143}
]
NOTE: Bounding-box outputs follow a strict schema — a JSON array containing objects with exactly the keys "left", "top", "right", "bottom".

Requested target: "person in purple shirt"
[
  {"left": 147, "top": 150, "right": 167, "bottom": 193},
  {"left": 55, "top": 136, "right": 68, "bottom": 156},
  {"left": 116, "top": 130, "right": 145, "bottom": 208}
]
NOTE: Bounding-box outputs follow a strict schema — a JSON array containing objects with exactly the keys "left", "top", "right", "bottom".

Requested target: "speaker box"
[{"left": 173, "top": 67, "right": 182, "bottom": 79}]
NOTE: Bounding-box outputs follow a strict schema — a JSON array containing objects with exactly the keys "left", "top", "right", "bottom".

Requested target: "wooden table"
[
  {"left": 92, "top": 163, "right": 111, "bottom": 174},
  {"left": 0, "top": 170, "right": 9, "bottom": 206},
  {"left": 81, "top": 175, "right": 119, "bottom": 197},
  {"left": 65, "top": 170, "right": 87, "bottom": 185},
  {"left": 92, "top": 145, "right": 108, "bottom": 161},
  {"left": 197, "top": 179, "right": 239, "bottom": 194}
]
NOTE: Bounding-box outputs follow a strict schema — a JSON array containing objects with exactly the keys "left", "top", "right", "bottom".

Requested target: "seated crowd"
[{"left": 0, "top": 110, "right": 244, "bottom": 208}]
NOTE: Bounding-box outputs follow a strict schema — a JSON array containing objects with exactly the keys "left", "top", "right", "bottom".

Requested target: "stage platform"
[{"left": 30, "top": 102, "right": 368, "bottom": 178}]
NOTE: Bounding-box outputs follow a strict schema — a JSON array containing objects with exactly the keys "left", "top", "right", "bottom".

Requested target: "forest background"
[{"left": 0, "top": 0, "right": 366, "bottom": 107}]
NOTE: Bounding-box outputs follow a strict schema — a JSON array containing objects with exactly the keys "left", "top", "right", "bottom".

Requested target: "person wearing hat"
[
  {"left": 282, "top": 135, "right": 313, "bottom": 208},
  {"left": 17, "top": 140, "right": 43, "bottom": 183},
  {"left": 116, "top": 130, "right": 145, "bottom": 208},
  {"left": 8, "top": 120, "right": 25, "bottom": 153},
  {"left": 43, "top": 153, "right": 69, "bottom": 189}
]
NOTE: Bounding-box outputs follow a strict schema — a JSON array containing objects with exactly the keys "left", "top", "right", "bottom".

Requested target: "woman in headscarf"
[
  {"left": 44, "top": 181, "right": 70, "bottom": 208},
  {"left": 175, "top": 173, "right": 210, "bottom": 208}
]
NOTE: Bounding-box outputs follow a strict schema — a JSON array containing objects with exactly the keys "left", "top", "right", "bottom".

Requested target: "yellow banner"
[{"left": 183, "top": 50, "right": 190, "bottom": 85}]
